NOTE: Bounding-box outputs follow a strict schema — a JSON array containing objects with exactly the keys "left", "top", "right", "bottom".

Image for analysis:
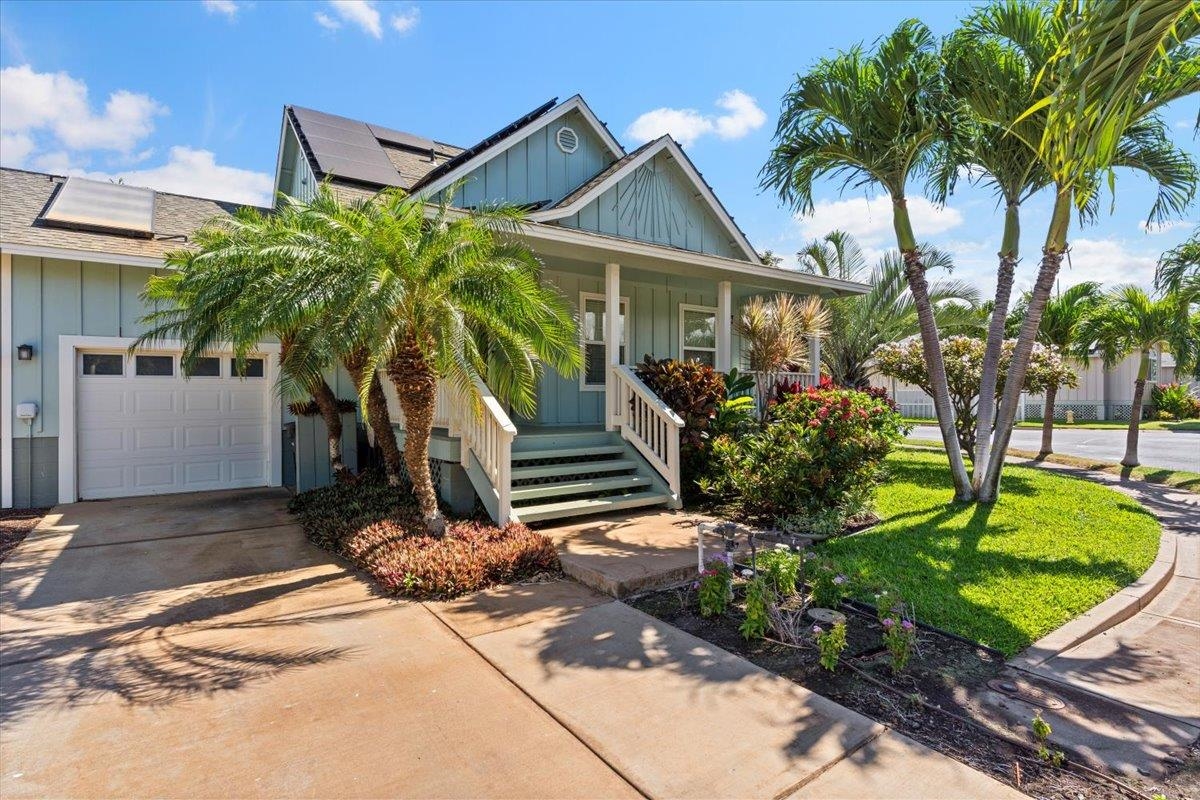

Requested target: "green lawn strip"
[
  {"left": 902, "top": 417, "right": 1200, "bottom": 432},
  {"left": 818, "top": 450, "right": 1160, "bottom": 656}
]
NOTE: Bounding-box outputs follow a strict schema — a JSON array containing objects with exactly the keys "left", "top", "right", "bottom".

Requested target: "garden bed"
[
  {"left": 290, "top": 474, "right": 560, "bottom": 600},
  {"left": 1, "top": 508, "right": 47, "bottom": 562},
  {"left": 629, "top": 586, "right": 1135, "bottom": 800}
]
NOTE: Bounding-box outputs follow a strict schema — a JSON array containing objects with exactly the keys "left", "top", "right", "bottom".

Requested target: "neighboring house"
[
  {"left": 869, "top": 348, "right": 1185, "bottom": 421},
  {"left": 1, "top": 94, "right": 868, "bottom": 521}
]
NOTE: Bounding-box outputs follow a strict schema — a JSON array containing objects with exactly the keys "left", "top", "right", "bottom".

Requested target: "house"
[{"left": 1, "top": 95, "right": 868, "bottom": 522}]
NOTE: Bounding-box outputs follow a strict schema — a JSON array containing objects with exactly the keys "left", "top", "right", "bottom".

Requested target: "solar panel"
[
  {"left": 291, "top": 106, "right": 403, "bottom": 187},
  {"left": 41, "top": 177, "right": 156, "bottom": 238}
]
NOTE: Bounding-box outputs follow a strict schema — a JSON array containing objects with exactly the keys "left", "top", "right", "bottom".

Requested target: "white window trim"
[
  {"left": 579, "top": 291, "right": 629, "bottom": 393},
  {"left": 679, "top": 303, "right": 718, "bottom": 364},
  {"left": 57, "top": 335, "right": 282, "bottom": 505}
]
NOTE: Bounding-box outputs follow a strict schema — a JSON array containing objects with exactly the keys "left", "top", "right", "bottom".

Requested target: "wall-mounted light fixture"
[{"left": 17, "top": 344, "right": 33, "bottom": 361}]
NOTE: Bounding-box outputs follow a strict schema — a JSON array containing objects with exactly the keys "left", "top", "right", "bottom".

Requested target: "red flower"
[{"left": 808, "top": 419, "right": 821, "bottom": 428}]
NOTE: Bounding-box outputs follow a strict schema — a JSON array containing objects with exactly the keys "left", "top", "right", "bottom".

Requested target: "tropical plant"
[
  {"left": 975, "top": 0, "right": 1199, "bottom": 500},
  {"left": 734, "top": 293, "right": 829, "bottom": 416},
  {"left": 740, "top": 575, "right": 774, "bottom": 640},
  {"left": 1155, "top": 229, "right": 1200, "bottom": 300},
  {"left": 874, "top": 335, "right": 1076, "bottom": 454},
  {"left": 798, "top": 232, "right": 983, "bottom": 387},
  {"left": 711, "top": 368, "right": 758, "bottom": 438},
  {"left": 635, "top": 356, "right": 726, "bottom": 493},
  {"left": 1009, "top": 281, "right": 1102, "bottom": 454},
  {"left": 1151, "top": 382, "right": 1200, "bottom": 420},
  {"left": 138, "top": 203, "right": 360, "bottom": 482},
  {"left": 762, "top": 19, "right": 976, "bottom": 500},
  {"left": 1076, "top": 286, "right": 1199, "bottom": 466}
]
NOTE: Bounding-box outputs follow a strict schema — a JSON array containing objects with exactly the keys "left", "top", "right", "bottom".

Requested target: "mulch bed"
[
  {"left": 629, "top": 585, "right": 1159, "bottom": 800},
  {"left": 0, "top": 508, "right": 48, "bottom": 562}
]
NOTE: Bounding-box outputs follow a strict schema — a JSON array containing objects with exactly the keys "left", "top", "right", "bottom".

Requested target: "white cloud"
[
  {"left": 1061, "top": 238, "right": 1159, "bottom": 288},
  {"left": 0, "top": 131, "right": 34, "bottom": 166},
  {"left": 1138, "top": 218, "right": 1194, "bottom": 235},
  {"left": 326, "top": 0, "right": 382, "bottom": 37},
  {"left": 202, "top": 0, "right": 239, "bottom": 18},
  {"left": 390, "top": 7, "right": 420, "bottom": 34},
  {"left": 0, "top": 65, "right": 166, "bottom": 157},
  {"left": 1175, "top": 119, "right": 1195, "bottom": 130},
  {"left": 314, "top": 11, "right": 340, "bottom": 30},
  {"left": 73, "top": 146, "right": 273, "bottom": 207},
  {"left": 625, "top": 90, "right": 766, "bottom": 148},
  {"left": 795, "top": 195, "right": 964, "bottom": 247}
]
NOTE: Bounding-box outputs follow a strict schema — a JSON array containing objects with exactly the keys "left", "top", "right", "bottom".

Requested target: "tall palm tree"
[
  {"left": 1156, "top": 229, "right": 1200, "bottom": 300},
  {"left": 798, "top": 232, "right": 982, "bottom": 387},
  {"left": 138, "top": 205, "right": 356, "bottom": 481},
  {"left": 1010, "top": 281, "right": 1101, "bottom": 455},
  {"left": 1075, "top": 286, "right": 1198, "bottom": 466},
  {"left": 975, "top": 0, "right": 1198, "bottom": 501},
  {"left": 290, "top": 187, "right": 582, "bottom": 534},
  {"left": 762, "top": 19, "right": 976, "bottom": 500}
]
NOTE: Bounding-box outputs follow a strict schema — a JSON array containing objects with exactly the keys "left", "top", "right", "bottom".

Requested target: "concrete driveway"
[
  {"left": 913, "top": 424, "right": 1200, "bottom": 472},
  {"left": 0, "top": 490, "right": 633, "bottom": 799}
]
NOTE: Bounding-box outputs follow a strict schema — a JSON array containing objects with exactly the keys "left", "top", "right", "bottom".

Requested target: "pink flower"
[{"left": 809, "top": 419, "right": 821, "bottom": 428}]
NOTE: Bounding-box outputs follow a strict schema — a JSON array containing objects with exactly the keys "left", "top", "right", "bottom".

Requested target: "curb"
[{"left": 1008, "top": 529, "right": 1179, "bottom": 671}]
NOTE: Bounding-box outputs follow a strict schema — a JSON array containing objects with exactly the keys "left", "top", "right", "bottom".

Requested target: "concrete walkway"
[{"left": 1, "top": 490, "right": 1020, "bottom": 799}]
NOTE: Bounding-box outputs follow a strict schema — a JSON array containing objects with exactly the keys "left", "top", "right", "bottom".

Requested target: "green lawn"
[{"left": 819, "top": 450, "right": 1161, "bottom": 656}]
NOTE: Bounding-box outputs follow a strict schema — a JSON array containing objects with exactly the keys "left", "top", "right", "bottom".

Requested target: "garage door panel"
[{"left": 77, "top": 350, "right": 271, "bottom": 500}]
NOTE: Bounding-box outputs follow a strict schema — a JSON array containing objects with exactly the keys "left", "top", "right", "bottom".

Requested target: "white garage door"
[{"left": 76, "top": 349, "right": 271, "bottom": 500}]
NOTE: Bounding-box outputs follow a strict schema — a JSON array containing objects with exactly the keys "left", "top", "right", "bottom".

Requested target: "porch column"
[
  {"left": 716, "top": 280, "right": 732, "bottom": 373},
  {"left": 810, "top": 334, "right": 822, "bottom": 383},
  {"left": 605, "top": 262, "right": 620, "bottom": 431}
]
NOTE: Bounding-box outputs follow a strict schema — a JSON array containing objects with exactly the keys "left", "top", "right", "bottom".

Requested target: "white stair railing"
[
  {"left": 612, "top": 364, "right": 684, "bottom": 507},
  {"left": 453, "top": 377, "right": 517, "bottom": 524}
]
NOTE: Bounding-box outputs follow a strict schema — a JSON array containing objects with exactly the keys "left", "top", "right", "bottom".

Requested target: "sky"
[{"left": 1, "top": 0, "right": 1196, "bottom": 301}]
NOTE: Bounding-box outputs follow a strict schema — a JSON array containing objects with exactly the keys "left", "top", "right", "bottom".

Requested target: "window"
[
  {"left": 81, "top": 353, "right": 123, "bottom": 376},
  {"left": 580, "top": 293, "right": 627, "bottom": 390},
  {"left": 185, "top": 357, "right": 221, "bottom": 377},
  {"left": 231, "top": 357, "right": 265, "bottom": 378},
  {"left": 680, "top": 305, "right": 717, "bottom": 366},
  {"left": 135, "top": 355, "right": 174, "bottom": 376}
]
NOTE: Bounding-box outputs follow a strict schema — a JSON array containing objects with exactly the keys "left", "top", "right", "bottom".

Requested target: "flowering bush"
[
  {"left": 291, "top": 474, "right": 559, "bottom": 599},
  {"left": 810, "top": 560, "right": 848, "bottom": 609},
  {"left": 813, "top": 621, "right": 847, "bottom": 671},
  {"left": 698, "top": 553, "right": 733, "bottom": 617},
  {"left": 881, "top": 616, "right": 917, "bottom": 674},
  {"left": 701, "top": 383, "right": 905, "bottom": 530},
  {"left": 1151, "top": 382, "right": 1200, "bottom": 420},
  {"left": 874, "top": 336, "right": 1076, "bottom": 453},
  {"left": 740, "top": 575, "right": 773, "bottom": 640}
]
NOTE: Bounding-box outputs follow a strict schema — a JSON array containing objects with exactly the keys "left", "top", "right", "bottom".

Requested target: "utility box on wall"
[{"left": 294, "top": 412, "right": 358, "bottom": 492}]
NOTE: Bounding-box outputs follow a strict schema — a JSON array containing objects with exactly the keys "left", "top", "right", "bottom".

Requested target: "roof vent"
[
  {"left": 40, "top": 177, "right": 156, "bottom": 239},
  {"left": 556, "top": 126, "right": 579, "bottom": 154}
]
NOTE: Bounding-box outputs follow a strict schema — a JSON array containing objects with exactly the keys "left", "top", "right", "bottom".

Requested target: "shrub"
[
  {"left": 698, "top": 553, "right": 733, "bottom": 617},
  {"left": 635, "top": 356, "right": 726, "bottom": 493},
  {"left": 753, "top": 547, "right": 803, "bottom": 597},
  {"left": 1151, "top": 382, "right": 1200, "bottom": 420},
  {"left": 702, "top": 383, "right": 905, "bottom": 531},
  {"left": 290, "top": 474, "right": 559, "bottom": 599},
  {"left": 739, "top": 576, "right": 773, "bottom": 640},
  {"left": 810, "top": 560, "right": 848, "bottom": 609},
  {"left": 880, "top": 617, "right": 917, "bottom": 674},
  {"left": 813, "top": 621, "right": 847, "bottom": 671}
]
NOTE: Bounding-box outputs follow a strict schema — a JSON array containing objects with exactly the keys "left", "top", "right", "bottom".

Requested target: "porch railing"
[
  {"left": 612, "top": 364, "right": 684, "bottom": 506},
  {"left": 454, "top": 377, "right": 517, "bottom": 524}
]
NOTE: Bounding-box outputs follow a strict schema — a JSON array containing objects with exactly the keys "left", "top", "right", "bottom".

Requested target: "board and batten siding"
[
  {"left": 277, "top": 124, "right": 318, "bottom": 202},
  {"left": 527, "top": 264, "right": 783, "bottom": 426},
  {"left": 558, "top": 150, "right": 744, "bottom": 260},
  {"left": 447, "top": 110, "right": 616, "bottom": 209}
]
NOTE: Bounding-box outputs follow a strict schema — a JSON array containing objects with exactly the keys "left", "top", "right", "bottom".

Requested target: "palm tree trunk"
[
  {"left": 1039, "top": 383, "right": 1058, "bottom": 456},
  {"left": 980, "top": 190, "right": 1073, "bottom": 502},
  {"left": 343, "top": 348, "right": 404, "bottom": 487},
  {"left": 894, "top": 199, "right": 974, "bottom": 500},
  {"left": 973, "top": 202, "right": 1020, "bottom": 487},
  {"left": 387, "top": 336, "right": 445, "bottom": 535},
  {"left": 309, "top": 379, "right": 350, "bottom": 482},
  {"left": 1123, "top": 352, "right": 1150, "bottom": 467}
]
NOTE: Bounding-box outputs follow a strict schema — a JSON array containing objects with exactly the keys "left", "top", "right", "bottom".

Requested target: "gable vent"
[{"left": 555, "top": 126, "right": 579, "bottom": 154}]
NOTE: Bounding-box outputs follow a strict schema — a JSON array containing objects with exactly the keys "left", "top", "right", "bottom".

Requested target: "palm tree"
[
  {"left": 974, "top": 0, "right": 1198, "bottom": 501},
  {"left": 289, "top": 186, "right": 582, "bottom": 534},
  {"left": 798, "top": 232, "right": 982, "bottom": 388},
  {"left": 1156, "top": 229, "right": 1200, "bottom": 300},
  {"left": 1076, "top": 286, "right": 1198, "bottom": 466},
  {"left": 138, "top": 205, "right": 357, "bottom": 482},
  {"left": 762, "top": 19, "right": 976, "bottom": 501},
  {"left": 1010, "top": 281, "right": 1101, "bottom": 455}
]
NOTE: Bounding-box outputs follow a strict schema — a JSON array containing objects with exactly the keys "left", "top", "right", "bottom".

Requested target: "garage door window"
[
  {"left": 81, "top": 353, "right": 123, "bottom": 376},
  {"left": 185, "top": 357, "right": 221, "bottom": 377},
  {"left": 231, "top": 357, "right": 265, "bottom": 378},
  {"left": 135, "top": 355, "right": 174, "bottom": 376}
]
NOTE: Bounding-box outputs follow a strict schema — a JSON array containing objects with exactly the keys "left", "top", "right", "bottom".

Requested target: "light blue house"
[{"left": 1, "top": 94, "right": 866, "bottom": 521}]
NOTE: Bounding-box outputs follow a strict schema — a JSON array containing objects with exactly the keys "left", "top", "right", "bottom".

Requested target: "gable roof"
[
  {"left": 529, "top": 136, "right": 759, "bottom": 263},
  {"left": 0, "top": 167, "right": 252, "bottom": 266},
  {"left": 411, "top": 95, "right": 626, "bottom": 195}
]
